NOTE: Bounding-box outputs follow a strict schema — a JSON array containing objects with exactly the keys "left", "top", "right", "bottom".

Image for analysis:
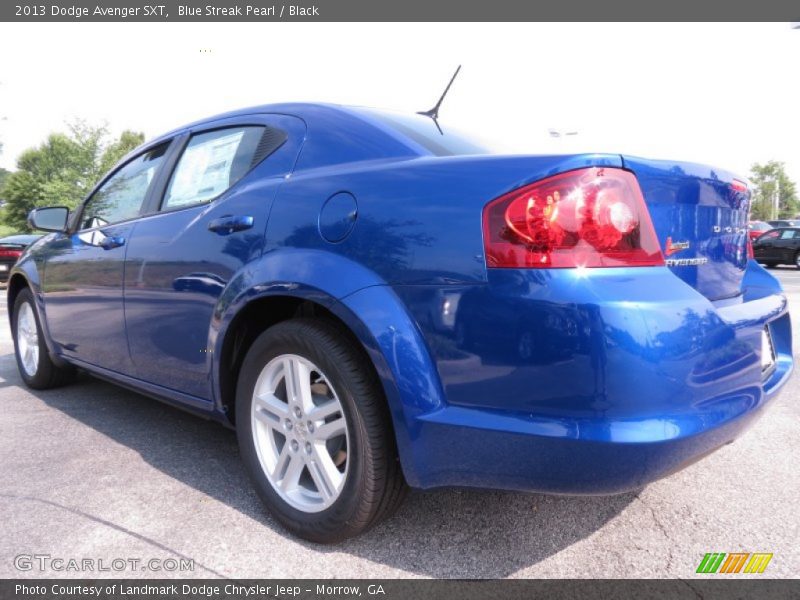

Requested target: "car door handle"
[
  {"left": 208, "top": 215, "right": 254, "bottom": 235},
  {"left": 99, "top": 236, "right": 125, "bottom": 250}
]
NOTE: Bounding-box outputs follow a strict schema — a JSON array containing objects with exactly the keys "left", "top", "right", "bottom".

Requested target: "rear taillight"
[
  {"left": 747, "top": 236, "right": 754, "bottom": 259},
  {"left": 0, "top": 249, "right": 22, "bottom": 259},
  {"left": 731, "top": 179, "right": 748, "bottom": 193},
  {"left": 483, "top": 167, "right": 664, "bottom": 268}
]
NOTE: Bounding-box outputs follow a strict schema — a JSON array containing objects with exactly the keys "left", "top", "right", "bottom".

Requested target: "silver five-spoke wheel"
[
  {"left": 237, "top": 318, "right": 407, "bottom": 542},
  {"left": 251, "top": 354, "right": 349, "bottom": 513},
  {"left": 16, "top": 302, "right": 39, "bottom": 377}
]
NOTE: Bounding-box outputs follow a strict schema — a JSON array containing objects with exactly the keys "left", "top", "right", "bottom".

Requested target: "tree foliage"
[
  {"left": 749, "top": 161, "right": 799, "bottom": 221},
  {"left": 0, "top": 122, "right": 144, "bottom": 232},
  {"left": 0, "top": 167, "right": 10, "bottom": 193}
]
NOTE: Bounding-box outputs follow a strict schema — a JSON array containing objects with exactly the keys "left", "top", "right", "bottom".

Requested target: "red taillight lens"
[
  {"left": 747, "top": 236, "right": 754, "bottom": 259},
  {"left": 0, "top": 249, "right": 22, "bottom": 259},
  {"left": 483, "top": 167, "right": 664, "bottom": 268},
  {"left": 731, "top": 179, "right": 748, "bottom": 193}
]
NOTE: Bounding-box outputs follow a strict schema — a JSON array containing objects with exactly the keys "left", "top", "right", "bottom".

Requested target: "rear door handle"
[
  {"left": 208, "top": 215, "right": 254, "bottom": 235},
  {"left": 99, "top": 236, "right": 125, "bottom": 250}
]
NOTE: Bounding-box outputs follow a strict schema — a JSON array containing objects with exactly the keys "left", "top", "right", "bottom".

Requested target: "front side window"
[
  {"left": 779, "top": 229, "right": 797, "bottom": 239},
  {"left": 163, "top": 126, "right": 266, "bottom": 210},
  {"left": 81, "top": 144, "right": 168, "bottom": 229}
]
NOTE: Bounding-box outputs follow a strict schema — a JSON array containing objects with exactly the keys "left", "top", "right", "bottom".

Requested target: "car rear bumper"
[{"left": 392, "top": 262, "right": 793, "bottom": 493}]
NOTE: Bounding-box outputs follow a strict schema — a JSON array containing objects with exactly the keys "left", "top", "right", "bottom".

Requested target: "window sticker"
[{"left": 166, "top": 130, "right": 245, "bottom": 207}]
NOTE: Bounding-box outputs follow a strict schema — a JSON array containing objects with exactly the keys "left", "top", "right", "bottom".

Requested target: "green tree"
[
  {"left": 0, "top": 167, "right": 10, "bottom": 193},
  {"left": 749, "top": 161, "right": 798, "bottom": 221},
  {"left": 0, "top": 167, "right": 18, "bottom": 237},
  {"left": 0, "top": 123, "right": 144, "bottom": 232},
  {"left": 1, "top": 171, "right": 41, "bottom": 233},
  {"left": 98, "top": 130, "right": 145, "bottom": 175}
]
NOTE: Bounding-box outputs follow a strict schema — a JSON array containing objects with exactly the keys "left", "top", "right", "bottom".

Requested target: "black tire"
[
  {"left": 236, "top": 318, "right": 407, "bottom": 543},
  {"left": 11, "top": 288, "right": 75, "bottom": 389},
  {"left": 794, "top": 252, "right": 800, "bottom": 270}
]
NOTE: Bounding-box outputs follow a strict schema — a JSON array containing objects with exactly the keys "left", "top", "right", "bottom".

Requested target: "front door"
[{"left": 41, "top": 142, "right": 171, "bottom": 372}]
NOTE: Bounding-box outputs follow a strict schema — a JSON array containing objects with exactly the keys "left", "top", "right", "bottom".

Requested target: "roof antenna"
[{"left": 417, "top": 65, "right": 461, "bottom": 135}]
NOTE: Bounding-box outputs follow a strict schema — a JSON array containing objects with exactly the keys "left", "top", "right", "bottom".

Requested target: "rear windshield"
[{"left": 361, "top": 109, "right": 491, "bottom": 156}]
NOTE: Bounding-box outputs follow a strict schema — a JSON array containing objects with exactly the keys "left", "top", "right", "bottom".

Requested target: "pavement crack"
[
  {"left": 635, "top": 493, "right": 675, "bottom": 573},
  {"left": 0, "top": 493, "right": 227, "bottom": 578}
]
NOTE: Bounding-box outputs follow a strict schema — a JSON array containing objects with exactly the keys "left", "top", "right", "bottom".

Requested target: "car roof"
[
  {"left": 128, "top": 103, "right": 433, "bottom": 173},
  {"left": 148, "top": 102, "right": 410, "bottom": 145}
]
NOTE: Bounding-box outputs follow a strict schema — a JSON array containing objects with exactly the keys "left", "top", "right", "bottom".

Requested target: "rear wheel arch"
[
  {"left": 234, "top": 316, "right": 408, "bottom": 541},
  {"left": 216, "top": 294, "right": 394, "bottom": 431}
]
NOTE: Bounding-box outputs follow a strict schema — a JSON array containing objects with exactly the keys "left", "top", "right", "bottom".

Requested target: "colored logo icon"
[{"left": 696, "top": 552, "right": 773, "bottom": 574}]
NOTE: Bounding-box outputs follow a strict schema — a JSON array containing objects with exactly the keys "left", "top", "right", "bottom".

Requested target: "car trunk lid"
[{"left": 623, "top": 155, "right": 750, "bottom": 302}]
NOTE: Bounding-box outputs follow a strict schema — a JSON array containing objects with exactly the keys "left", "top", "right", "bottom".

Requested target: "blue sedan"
[{"left": 8, "top": 103, "right": 793, "bottom": 542}]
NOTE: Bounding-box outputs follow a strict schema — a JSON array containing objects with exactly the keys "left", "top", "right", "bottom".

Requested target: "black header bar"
[
  {"left": 2, "top": 579, "right": 798, "bottom": 600},
  {"left": 2, "top": 0, "right": 800, "bottom": 22}
]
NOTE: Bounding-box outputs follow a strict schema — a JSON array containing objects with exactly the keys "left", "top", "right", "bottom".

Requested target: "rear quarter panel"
[{"left": 266, "top": 153, "right": 625, "bottom": 285}]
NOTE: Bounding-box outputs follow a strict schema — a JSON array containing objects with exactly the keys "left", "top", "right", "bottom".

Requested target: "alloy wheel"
[
  {"left": 16, "top": 302, "right": 39, "bottom": 377},
  {"left": 250, "top": 354, "right": 349, "bottom": 513}
]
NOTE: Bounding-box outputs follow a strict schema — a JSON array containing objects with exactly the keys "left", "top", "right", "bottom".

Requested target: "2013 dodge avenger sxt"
[{"left": 8, "top": 103, "right": 793, "bottom": 542}]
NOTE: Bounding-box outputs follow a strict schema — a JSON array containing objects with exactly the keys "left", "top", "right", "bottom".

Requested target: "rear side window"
[
  {"left": 163, "top": 126, "right": 285, "bottom": 209},
  {"left": 779, "top": 229, "right": 797, "bottom": 239}
]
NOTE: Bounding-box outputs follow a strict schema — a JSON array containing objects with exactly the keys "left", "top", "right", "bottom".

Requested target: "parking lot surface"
[{"left": 1, "top": 269, "right": 798, "bottom": 579}]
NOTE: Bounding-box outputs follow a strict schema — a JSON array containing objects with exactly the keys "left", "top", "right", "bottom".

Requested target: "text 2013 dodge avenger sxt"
[{"left": 9, "top": 103, "right": 793, "bottom": 542}]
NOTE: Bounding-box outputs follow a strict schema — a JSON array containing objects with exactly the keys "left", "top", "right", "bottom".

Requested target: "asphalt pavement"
[{"left": 0, "top": 269, "right": 798, "bottom": 579}]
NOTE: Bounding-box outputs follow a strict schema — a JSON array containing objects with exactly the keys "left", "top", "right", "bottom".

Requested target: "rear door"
[
  {"left": 774, "top": 228, "right": 800, "bottom": 263},
  {"left": 755, "top": 230, "right": 781, "bottom": 262},
  {"left": 123, "top": 114, "right": 305, "bottom": 400},
  {"left": 41, "top": 142, "right": 172, "bottom": 372}
]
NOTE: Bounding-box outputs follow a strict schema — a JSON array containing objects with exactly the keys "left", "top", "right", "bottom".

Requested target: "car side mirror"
[{"left": 28, "top": 207, "right": 69, "bottom": 232}]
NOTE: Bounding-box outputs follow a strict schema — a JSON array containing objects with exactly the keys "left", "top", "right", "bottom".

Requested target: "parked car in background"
[
  {"left": 7, "top": 103, "right": 794, "bottom": 542},
  {"left": 767, "top": 219, "right": 800, "bottom": 228},
  {"left": 748, "top": 220, "right": 772, "bottom": 241},
  {"left": 753, "top": 227, "right": 800, "bottom": 269},
  {"left": 0, "top": 234, "right": 42, "bottom": 283}
]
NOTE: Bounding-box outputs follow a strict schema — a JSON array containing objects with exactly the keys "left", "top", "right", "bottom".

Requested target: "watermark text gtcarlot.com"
[{"left": 14, "top": 554, "right": 194, "bottom": 573}]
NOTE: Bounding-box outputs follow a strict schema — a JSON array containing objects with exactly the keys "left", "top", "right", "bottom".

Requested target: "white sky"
[{"left": 0, "top": 22, "right": 798, "bottom": 185}]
